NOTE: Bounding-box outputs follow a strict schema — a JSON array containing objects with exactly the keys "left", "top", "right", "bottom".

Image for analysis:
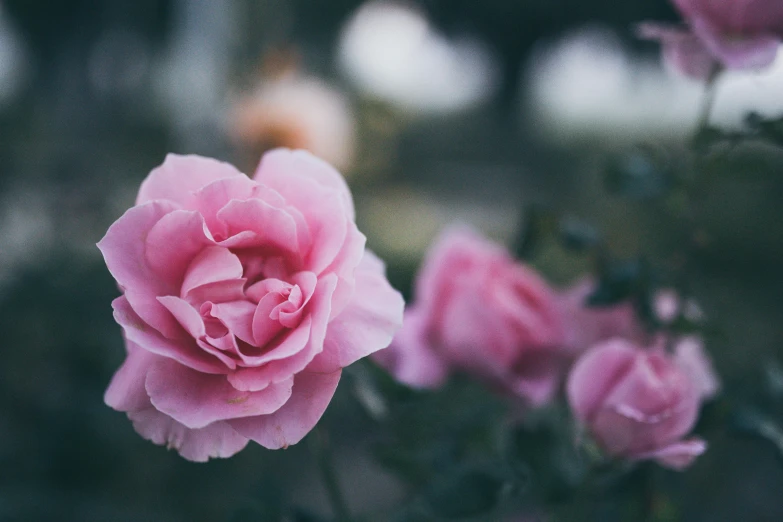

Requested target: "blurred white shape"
[
  {"left": 0, "top": 4, "right": 27, "bottom": 105},
  {"left": 338, "top": 0, "right": 498, "bottom": 115},
  {"left": 526, "top": 26, "right": 703, "bottom": 142},
  {"left": 526, "top": 26, "right": 783, "bottom": 142},
  {"left": 229, "top": 72, "right": 356, "bottom": 172},
  {"left": 712, "top": 50, "right": 783, "bottom": 129}
]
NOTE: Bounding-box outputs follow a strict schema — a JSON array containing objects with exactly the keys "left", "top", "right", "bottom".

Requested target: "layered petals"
[
  {"left": 567, "top": 340, "right": 706, "bottom": 470},
  {"left": 229, "top": 370, "right": 342, "bottom": 449},
  {"left": 99, "top": 150, "right": 403, "bottom": 461}
]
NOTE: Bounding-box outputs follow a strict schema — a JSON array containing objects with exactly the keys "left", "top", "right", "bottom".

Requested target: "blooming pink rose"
[
  {"left": 98, "top": 149, "right": 403, "bottom": 461},
  {"left": 567, "top": 339, "right": 707, "bottom": 470},
  {"left": 374, "top": 228, "right": 567, "bottom": 405},
  {"left": 639, "top": 0, "right": 783, "bottom": 78}
]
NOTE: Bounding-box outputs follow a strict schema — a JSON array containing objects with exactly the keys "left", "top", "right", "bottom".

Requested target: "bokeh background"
[{"left": 1, "top": 0, "right": 783, "bottom": 520}]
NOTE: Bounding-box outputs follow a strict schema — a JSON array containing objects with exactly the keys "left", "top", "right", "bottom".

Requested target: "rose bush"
[
  {"left": 566, "top": 339, "right": 708, "bottom": 470},
  {"left": 98, "top": 149, "right": 403, "bottom": 461}
]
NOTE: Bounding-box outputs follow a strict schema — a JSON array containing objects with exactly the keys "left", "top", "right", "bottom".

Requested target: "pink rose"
[
  {"left": 98, "top": 149, "right": 403, "bottom": 461},
  {"left": 639, "top": 0, "right": 783, "bottom": 78},
  {"left": 374, "top": 228, "right": 567, "bottom": 405},
  {"left": 566, "top": 339, "right": 707, "bottom": 470}
]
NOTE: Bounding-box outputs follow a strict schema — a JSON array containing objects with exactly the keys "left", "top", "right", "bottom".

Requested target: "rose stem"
[
  {"left": 696, "top": 66, "right": 721, "bottom": 132},
  {"left": 310, "top": 425, "right": 352, "bottom": 521}
]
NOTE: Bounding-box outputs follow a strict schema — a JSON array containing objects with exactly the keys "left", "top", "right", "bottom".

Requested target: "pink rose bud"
[
  {"left": 98, "top": 150, "right": 403, "bottom": 461},
  {"left": 567, "top": 339, "right": 707, "bottom": 470},
  {"left": 375, "top": 228, "right": 567, "bottom": 406}
]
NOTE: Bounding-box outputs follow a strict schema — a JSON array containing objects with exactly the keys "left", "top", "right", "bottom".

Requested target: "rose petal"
[
  {"left": 253, "top": 149, "right": 352, "bottom": 275},
  {"left": 144, "top": 210, "right": 215, "bottom": 285},
  {"left": 227, "top": 275, "right": 337, "bottom": 389},
  {"left": 255, "top": 148, "right": 355, "bottom": 218},
  {"left": 97, "top": 201, "right": 183, "bottom": 338},
  {"left": 229, "top": 369, "right": 342, "bottom": 449},
  {"left": 190, "top": 176, "right": 262, "bottom": 238},
  {"left": 372, "top": 307, "right": 450, "bottom": 389},
  {"left": 637, "top": 438, "right": 707, "bottom": 471},
  {"left": 603, "top": 352, "right": 700, "bottom": 450},
  {"left": 322, "top": 221, "right": 366, "bottom": 320},
  {"left": 556, "top": 278, "right": 642, "bottom": 355},
  {"left": 208, "top": 300, "right": 258, "bottom": 346},
  {"left": 309, "top": 251, "right": 404, "bottom": 372},
  {"left": 691, "top": 15, "right": 781, "bottom": 69},
  {"left": 637, "top": 22, "right": 719, "bottom": 80},
  {"left": 185, "top": 279, "right": 247, "bottom": 307},
  {"left": 113, "top": 296, "right": 226, "bottom": 374},
  {"left": 181, "top": 246, "right": 243, "bottom": 297},
  {"left": 128, "top": 407, "right": 249, "bottom": 462},
  {"left": 566, "top": 340, "right": 638, "bottom": 423},
  {"left": 137, "top": 154, "right": 245, "bottom": 208},
  {"left": 217, "top": 198, "right": 303, "bottom": 259},
  {"left": 104, "top": 339, "right": 160, "bottom": 413},
  {"left": 146, "top": 358, "right": 294, "bottom": 429},
  {"left": 157, "top": 296, "right": 205, "bottom": 338},
  {"left": 251, "top": 291, "right": 289, "bottom": 347}
]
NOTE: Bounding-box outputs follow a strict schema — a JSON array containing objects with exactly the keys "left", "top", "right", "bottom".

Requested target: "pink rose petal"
[
  {"left": 129, "top": 407, "right": 249, "bottom": 462},
  {"left": 229, "top": 369, "right": 342, "bottom": 449},
  {"left": 309, "top": 251, "right": 404, "bottom": 373},
  {"left": 146, "top": 358, "right": 294, "bottom": 429},
  {"left": 137, "top": 154, "right": 245, "bottom": 207},
  {"left": 639, "top": 438, "right": 707, "bottom": 471}
]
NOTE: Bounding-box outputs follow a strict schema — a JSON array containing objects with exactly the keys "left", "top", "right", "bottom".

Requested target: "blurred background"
[{"left": 1, "top": 0, "right": 783, "bottom": 520}]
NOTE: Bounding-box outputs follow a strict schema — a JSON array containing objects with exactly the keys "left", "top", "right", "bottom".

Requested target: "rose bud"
[
  {"left": 567, "top": 339, "right": 707, "bottom": 470},
  {"left": 99, "top": 150, "right": 403, "bottom": 461},
  {"left": 374, "top": 227, "right": 568, "bottom": 406}
]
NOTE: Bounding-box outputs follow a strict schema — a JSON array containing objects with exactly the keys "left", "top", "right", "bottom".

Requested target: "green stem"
[
  {"left": 695, "top": 67, "right": 721, "bottom": 133},
  {"left": 310, "top": 426, "right": 352, "bottom": 522}
]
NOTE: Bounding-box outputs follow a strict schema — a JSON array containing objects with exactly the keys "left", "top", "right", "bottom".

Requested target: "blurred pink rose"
[
  {"left": 567, "top": 339, "right": 707, "bottom": 470},
  {"left": 374, "top": 228, "right": 567, "bottom": 405},
  {"left": 98, "top": 149, "right": 403, "bottom": 461},
  {"left": 639, "top": 0, "right": 783, "bottom": 78},
  {"left": 637, "top": 23, "right": 720, "bottom": 80},
  {"left": 555, "top": 278, "right": 642, "bottom": 355}
]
